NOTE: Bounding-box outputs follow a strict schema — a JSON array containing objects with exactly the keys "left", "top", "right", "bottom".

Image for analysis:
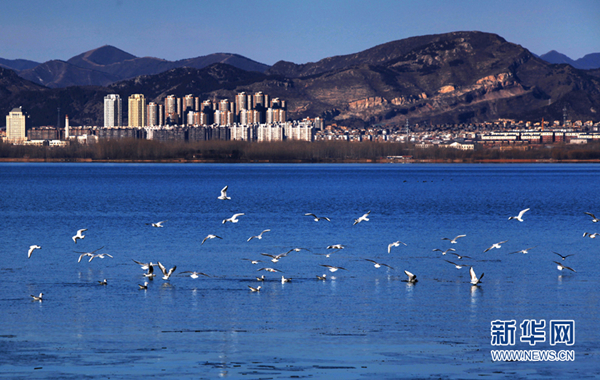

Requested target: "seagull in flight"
[
  {"left": 30, "top": 293, "right": 43, "bottom": 302},
  {"left": 146, "top": 220, "right": 167, "bottom": 228},
  {"left": 484, "top": 240, "right": 508, "bottom": 252},
  {"left": 508, "top": 208, "right": 530, "bottom": 222},
  {"left": 132, "top": 260, "right": 158, "bottom": 271},
  {"left": 222, "top": 213, "right": 245, "bottom": 224},
  {"left": 448, "top": 252, "right": 472, "bottom": 260},
  {"left": 433, "top": 248, "right": 456, "bottom": 255},
  {"left": 469, "top": 267, "right": 484, "bottom": 285},
  {"left": 261, "top": 252, "right": 288, "bottom": 263},
  {"left": 248, "top": 285, "right": 262, "bottom": 292},
  {"left": 76, "top": 246, "right": 105, "bottom": 263},
  {"left": 157, "top": 262, "right": 177, "bottom": 280},
  {"left": 553, "top": 261, "right": 576, "bottom": 272},
  {"left": 583, "top": 232, "right": 599, "bottom": 239},
  {"left": 509, "top": 246, "right": 537, "bottom": 254},
  {"left": 248, "top": 229, "right": 270, "bottom": 242},
  {"left": 442, "top": 234, "right": 466, "bottom": 244},
  {"left": 388, "top": 240, "right": 407, "bottom": 253},
  {"left": 553, "top": 252, "right": 574, "bottom": 261},
  {"left": 584, "top": 212, "right": 600, "bottom": 223},
  {"left": 28, "top": 245, "right": 41, "bottom": 259},
  {"left": 72, "top": 229, "right": 87, "bottom": 243},
  {"left": 320, "top": 264, "right": 347, "bottom": 272},
  {"left": 180, "top": 271, "right": 210, "bottom": 279},
  {"left": 202, "top": 234, "right": 222, "bottom": 244},
  {"left": 257, "top": 267, "right": 282, "bottom": 273},
  {"left": 445, "top": 260, "right": 467, "bottom": 269},
  {"left": 403, "top": 270, "right": 418, "bottom": 284},
  {"left": 88, "top": 253, "right": 113, "bottom": 262},
  {"left": 218, "top": 186, "right": 231, "bottom": 200},
  {"left": 326, "top": 244, "right": 345, "bottom": 250},
  {"left": 305, "top": 213, "right": 330, "bottom": 222},
  {"left": 353, "top": 211, "right": 371, "bottom": 225},
  {"left": 242, "top": 258, "right": 263, "bottom": 265},
  {"left": 364, "top": 259, "right": 394, "bottom": 269}
]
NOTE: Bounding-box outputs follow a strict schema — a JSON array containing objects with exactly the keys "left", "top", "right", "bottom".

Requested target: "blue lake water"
[{"left": 0, "top": 163, "right": 599, "bottom": 379}]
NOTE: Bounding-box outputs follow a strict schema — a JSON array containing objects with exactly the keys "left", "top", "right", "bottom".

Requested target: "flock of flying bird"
[{"left": 26, "top": 186, "right": 594, "bottom": 301}]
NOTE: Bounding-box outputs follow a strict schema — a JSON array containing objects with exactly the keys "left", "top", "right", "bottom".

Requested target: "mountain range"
[{"left": 1, "top": 31, "right": 600, "bottom": 128}]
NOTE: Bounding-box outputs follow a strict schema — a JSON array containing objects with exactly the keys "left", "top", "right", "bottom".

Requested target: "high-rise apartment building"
[
  {"left": 147, "top": 102, "right": 158, "bottom": 127},
  {"left": 104, "top": 94, "right": 122, "bottom": 127},
  {"left": 5, "top": 107, "right": 27, "bottom": 141},
  {"left": 164, "top": 95, "right": 178, "bottom": 125},
  {"left": 128, "top": 94, "right": 146, "bottom": 127}
]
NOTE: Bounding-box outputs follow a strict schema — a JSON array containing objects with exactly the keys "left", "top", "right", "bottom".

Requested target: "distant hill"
[
  {"left": 540, "top": 50, "right": 600, "bottom": 70},
  {"left": 4, "top": 45, "right": 271, "bottom": 88},
  {"left": 2, "top": 32, "right": 600, "bottom": 127},
  {"left": 0, "top": 58, "right": 40, "bottom": 72}
]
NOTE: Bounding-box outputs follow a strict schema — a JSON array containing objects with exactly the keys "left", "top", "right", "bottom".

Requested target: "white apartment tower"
[
  {"left": 5, "top": 107, "right": 27, "bottom": 141},
  {"left": 104, "top": 94, "right": 122, "bottom": 127}
]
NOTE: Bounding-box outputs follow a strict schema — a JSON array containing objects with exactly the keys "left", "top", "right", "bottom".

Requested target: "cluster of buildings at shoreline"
[{"left": 3, "top": 94, "right": 600, "bottom": 148}]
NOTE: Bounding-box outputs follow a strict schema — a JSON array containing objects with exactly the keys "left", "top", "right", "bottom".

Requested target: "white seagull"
[
  {"left": 364, "top": 259, "right": 394, "bottom": 269},
  {"left": 469, "top": 267, "right": 484, "bottom": 285},
  {"left": 202, "top": 234, "right": 223, "bottom": 244},
  {"left": 248, "top": 285, "right": 262, "bottom": 292},
  {"left": 326, "top": 244, "right": 345, "bottom": 250},
  {"left": 256, "top": 275, "right": 265, "bottom": 281},
  {"left": 584, "top": 212, "right": 600, "bottom": 223},
  {"left": 218, "top": 186, "right": 231, "bottom": 200},
  {"left": 146, "top": 220, "right": 167, "bottom": 228},
  {"left": 281, "top": 275, "right": 292, "bottom": 284},
  {"left": 320, "top": 264, "right": 347, "bottom": 272},
  {"left": 433, "top": 248, "right": 456, "bottom": 255},
  {"left": 98, "top": 279, "right": 107, "bottom": 285},
  {"left": 76, "top": 246, "right": 105, "bottom": 263},
  {"left": 388, "top": 240, "right": 407, "bottom": 253},
  {"left": 143, "top": 264, "right": 156, "bottom": 278},
  {"left": 30, "top": 293, "right": 43, "bottom": 302},
  {"left": 222, "top": 213, "right": 245, "bottom": 224},
  {"left": 508, "top": 246, "right": 537, "bottom": 254},
  {"left": 448, "top": 252, "right": 472, "bottom": 260},
  {"left": 248, "top": 229, "right": 271, "bottom": 242},
  {"left": 553, "top": 252, "right": 574, "bottom": 261},
  {"left": 353, "top": 211, "right": 371, "bottom": 225},
  {"left": 72, "top": 229, "right": 87, "bottom": 243},
  {"left": 88, "top": 253, "right": 113, "bottom": 262},
  {"left": 180, "top": 271, "right": 210, "bottom": 279},
  {"left": 508, "top": 208, "right": 530, "bottom": 222},
  {"left": 132, "top": 259, "right": 158, "bottom": 271},
  {"left": 583, "top": 232, "right": 599, "bottom": 239},
  {"left": 28, "top": 245, "right": 41, "bottom": 259},
  {"left": 257, "top": 267, "right": 282, "bottom": 273},
  {"left": 442, "top": 234, "right": 466, "bottom": 244},
  {"left": 484, "top": 240, "right": 508, "bottom": 252},
  {"left": 403, "top": 270, "right": 418, "bottom": 284},
  {"left": 305, "top": 213, "right": 331, "bottom": 222},
  {"left": 157, "top": 262, "right": 177, "bottom": 280},
  {"left": 242, "top": 258, "right": 263, "bottom": 265},
  {"left": 445, "top": 260, "right": 467, "bottom": 269},
  {"left": 553, "top": 261, "right": 576, "bottom": 272}
]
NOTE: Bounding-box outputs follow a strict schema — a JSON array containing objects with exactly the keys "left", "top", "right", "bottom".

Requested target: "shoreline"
[{"left": 2, "top": 158, "right": 600, "bottom": 164}]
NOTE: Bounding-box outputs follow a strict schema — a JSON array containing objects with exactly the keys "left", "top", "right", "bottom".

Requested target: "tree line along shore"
[{"left": 2, "top": 139, "right": 600, "bottom": 163}]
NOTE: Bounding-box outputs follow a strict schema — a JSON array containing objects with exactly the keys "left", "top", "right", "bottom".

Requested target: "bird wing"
[
  {"left": 404, "top": 270, "right": 416, "bottom": 281},
  {"left": 518, "top": 208, "right": 530, "bottom": 218},
  {"left": 157, "top": 262, "right": 168, "bottom": 276},
  {"left": 585, "top": 212, "right": 596, "bottom": 219},
  {"left": 469, "top": 267, "right": 477, "bottom": 282}
]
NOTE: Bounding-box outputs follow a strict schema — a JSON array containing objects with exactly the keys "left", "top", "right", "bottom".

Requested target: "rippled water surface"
[{"left": 1, "top": 163, "right": 599, "bottom": 379}]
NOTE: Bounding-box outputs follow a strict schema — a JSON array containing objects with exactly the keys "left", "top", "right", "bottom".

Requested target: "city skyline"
[{"left": 1, "top": 1, "right": 599, "bottom": 66}]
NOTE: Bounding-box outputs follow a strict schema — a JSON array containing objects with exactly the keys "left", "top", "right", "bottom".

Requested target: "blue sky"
[{"left": 2, "top": 0, "right": 599, "bottom": 65}]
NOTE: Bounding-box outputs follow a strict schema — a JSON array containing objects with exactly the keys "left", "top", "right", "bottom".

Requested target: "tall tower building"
[
  {"left": 164, "top": 95, "right": 178, "bottom": 125},
  {"left": 128, "top": 94, "right": 146, "bottom": 127},
  {"left": 5, "top": 107, "right": 27, "bottom": 141},
  {"left": 147, "top": 102, "right": 158, "bottom": 127},
  {"left": 104, "top": 94, "right": 122, "bottom": 127}
]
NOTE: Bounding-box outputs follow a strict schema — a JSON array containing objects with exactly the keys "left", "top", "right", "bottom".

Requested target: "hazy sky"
[{"left": 2, "top": 0, "right": 599, "bottom": 65}]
